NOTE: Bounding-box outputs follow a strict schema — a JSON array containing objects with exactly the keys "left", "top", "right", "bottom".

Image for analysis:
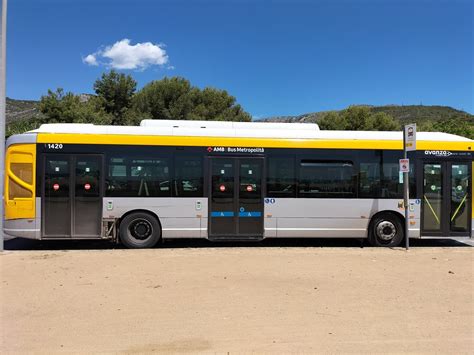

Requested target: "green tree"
[
  {"left": 6, "top": 118, "right": 40, "bottom": 137},
  {"left": 39, "top": 88, "right": 112, "bottom": 124},
  {"left": 416, "top": 121, "right": 435, "bottom": 132},
  {"left": 366, "top": 112, "right": 400, "bottom": 131},
  {"left": 318, "top": 106, "right": 399, "bottom": 131},
  {"left": 133, "top": 77, "right": 251, "bottom": 122},
  {"left": 189, "top": 87, "right": 251, "bottom": 121},
  {"left": 318, "top": 111, "right": 348, "bottom": 130},
  {"left": 433, "top": 117, "right": 474, "bottom": 139},
  {"left": 133, "top": 77, "right": 194, "bottom": 120},
  {"left": 341, "top": 106, "right": 372, "bottom": 130},
  {"left": 93, "top": 70, "right": 137, "bottom": 124}
]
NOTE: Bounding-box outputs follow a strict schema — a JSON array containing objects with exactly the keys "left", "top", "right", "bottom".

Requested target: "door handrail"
[
  {"left": 450, "top": 194, "right": 467, "bottom": 222},
  {"left": 423, "top": 195, "right": 440, "bottom": 225}
]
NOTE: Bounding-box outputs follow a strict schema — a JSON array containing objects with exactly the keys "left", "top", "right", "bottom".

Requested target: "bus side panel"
[
  {"left": 102, "top": 197, "right": 207, "bottom": 239},
  {"left": 264, "top": 198, "right": 421, "bottom": 239},
  {"left": 472, "top": 161, "right": 474, "bottom": 238}
]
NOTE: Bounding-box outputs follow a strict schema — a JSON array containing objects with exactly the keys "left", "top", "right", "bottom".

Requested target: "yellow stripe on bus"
[{"left": 37, "top": 133, "right": 473, "bottom": 151}]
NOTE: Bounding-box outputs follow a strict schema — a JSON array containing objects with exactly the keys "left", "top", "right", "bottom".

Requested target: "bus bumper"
[{"left": 3, "top": 218, "right": 41, "bottom": 240}]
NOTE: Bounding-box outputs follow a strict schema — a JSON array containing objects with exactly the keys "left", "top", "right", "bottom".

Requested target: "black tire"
[
  {"left": 368, "top": 213, "right": 404, "bottom": 247},
  {"left": 119, "top": 212, "right": 161, "bottom": 249}
]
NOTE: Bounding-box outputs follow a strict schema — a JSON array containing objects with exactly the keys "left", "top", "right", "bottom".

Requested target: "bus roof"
[
  {"left": 140, "top": 119, "right": 321, "bottom": 130},
  {"left": 30, "top": 120, "right": 472, "bottom": 142}
]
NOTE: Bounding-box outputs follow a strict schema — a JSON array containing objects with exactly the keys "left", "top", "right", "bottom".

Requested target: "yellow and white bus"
[{"left": 4, "top": 119, "right": 473, "bottom": 248}]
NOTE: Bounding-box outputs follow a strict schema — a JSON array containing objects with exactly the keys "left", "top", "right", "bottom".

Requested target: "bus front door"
[
  {"left": 43, "top": 154, "right": 103, "bottom": 238},
  {"left": 209, "top": 157, "right": 264, "bottom": 239},
  {"left": 421, "top": 161, "right": 471, "bottom": 237}
]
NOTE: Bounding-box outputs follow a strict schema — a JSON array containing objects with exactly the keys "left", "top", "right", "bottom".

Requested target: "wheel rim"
[
  {"left": 128, "top": 218, "right": 153, "bottom": 241},
  {"left": 375, "top": 221, "right": 396, "bottom": 243}
]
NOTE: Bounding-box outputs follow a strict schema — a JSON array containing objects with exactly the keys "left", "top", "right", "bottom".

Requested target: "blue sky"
[{"left": 7, "top": 0, "right": 473, "bottom": 117}]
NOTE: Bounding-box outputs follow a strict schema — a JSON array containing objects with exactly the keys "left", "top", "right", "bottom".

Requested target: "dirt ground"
[{"left": 1, "top": 242, "right": 473, "bottom": 353}]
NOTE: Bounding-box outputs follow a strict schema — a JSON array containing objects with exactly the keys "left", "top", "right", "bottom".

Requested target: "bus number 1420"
[{"left": 46, "top": 143, "right": 63, "bottom": 150}]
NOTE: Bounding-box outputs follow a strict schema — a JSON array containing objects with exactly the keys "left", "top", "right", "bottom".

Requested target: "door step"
[{"left": 208, "top": 236, "right": 264, "bottom": 242}]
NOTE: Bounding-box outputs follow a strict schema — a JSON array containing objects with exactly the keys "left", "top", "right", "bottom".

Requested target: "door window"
[
  {"left": 75, "top": 157, "right": 100, "bottom": 197},
  {"left": 422, "top": 164, "right": 443, "bottom": 232},
  {"left": 239, "top": 162, "right": 262, "bottom": 199},
  {"left": 45, "top": 159, "right": 70, "bottom": 198},
  {"left": 450, "top": 164, "right": 470, "bottom": 232},
  {"left": 212, "top": 160, "right": 234, "bottom": 200}
]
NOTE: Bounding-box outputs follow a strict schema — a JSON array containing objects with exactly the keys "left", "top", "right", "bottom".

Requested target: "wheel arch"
[
  {"left": 367, "top": 210, "right": 405, "bottom": 237},
  {"left": 118, "top": 209, "right": 163, "bottom": 248},
  {"left": 118, "top": 209, "right": 162, "bottom": 230}
]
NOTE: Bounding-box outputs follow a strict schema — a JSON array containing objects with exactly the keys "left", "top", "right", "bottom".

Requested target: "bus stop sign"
[{"left": 404, "top": 124, "right": 416, "bottom": 151}]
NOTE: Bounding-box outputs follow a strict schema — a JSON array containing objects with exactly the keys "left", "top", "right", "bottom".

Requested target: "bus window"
[
  {"left": 174, "top": 157, "right": 203, "bottom": 197},
  {"left": 298, "top": 160, "right": 355, "bottom": 198},
  {"left": 381, "top": 151, "right": 415, "bottom": 198},
  {"left": 359, "top": 162, "right": 381, "bottom": 198},
  {"left": 106, "top": 157, "right": 171, "bottom": 197},
  {"left": 130, "top": 158, "right": 170, "bottom": 197},
  {"left": 267, "top": 156, "right": 295, "bottom": 197}
]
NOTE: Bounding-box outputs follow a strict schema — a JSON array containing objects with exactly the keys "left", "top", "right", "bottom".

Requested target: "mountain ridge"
[
  {"left": 5, "top": 97, "right": 473, "bottom": 129},
  {"left": 259, "top": 104, "right": 473, "bottom": 126}
]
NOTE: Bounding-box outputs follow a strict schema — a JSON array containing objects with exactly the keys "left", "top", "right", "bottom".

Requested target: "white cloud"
[
  {"left": 82, "top": 54, "right": 98, "bottom": 66},
  {"left": 84, "top": 39, "right": 169, "bottom": 70}
]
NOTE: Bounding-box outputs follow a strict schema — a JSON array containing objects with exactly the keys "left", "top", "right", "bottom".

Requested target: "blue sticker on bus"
[
  {"left": 238, "top": 211, "right": 262, "bottom": 217},
  {"left": 211, "top": 211, "right": 234, "bottom": 217}
]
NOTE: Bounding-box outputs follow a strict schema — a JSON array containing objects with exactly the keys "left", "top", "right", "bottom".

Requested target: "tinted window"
[
  {"left": 76, "top": 157, "right": 100, "bottom": 197},
  {"left": 298, "top": 160, "right": 355, "bottom": 198},
  {"left": 106, "top": 157, "right": 171, "bottom": 197},
  {"left": 359, "top": 150, "right": 382, "bottom": 198},
  {"left": 381, "top": 151, "right": 415, "bottom": 198},
  {"left": 240, "top": 160, "right": 262, "bottom": 198},
  {"left": 174, "top": 156, "right": 203, "bottom": 197},
  {"left": 358, "top": 150, "right": 416, "bottom": 199},
  {"left": 45, "top": 159, "right": 69, "bottom": 198},
  {"left": 267, "top": 156, "right": 296, "bottom": 197},
  {"left": 212, "top": 160, "right": 234, "bottom": 198},
  {"left": 360, "top": 162, "right": 381, "bottom": 197},
  {"left": 109, "top": 158, "right": 127, "bottom": 177}
]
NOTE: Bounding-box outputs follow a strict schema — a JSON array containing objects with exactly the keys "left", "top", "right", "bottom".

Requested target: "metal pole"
[
  {"left": 0, "top": 0, "right": 7, "bottom": 252},
  {"left": 403, "top": 128, "right": 409, "bottom": 250}
]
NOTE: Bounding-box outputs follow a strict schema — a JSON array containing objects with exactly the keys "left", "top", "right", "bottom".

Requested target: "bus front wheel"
[
  {"left": 368, "top": 213, "right": 404, "bottom": 247},
  {"left": 119, "top": 212, "right": 162, "bottom": 249}
]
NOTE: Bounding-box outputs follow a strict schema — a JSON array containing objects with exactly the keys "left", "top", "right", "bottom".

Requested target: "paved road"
[{"left": 1, "top": 238, "right": 473, "bottom": 353}]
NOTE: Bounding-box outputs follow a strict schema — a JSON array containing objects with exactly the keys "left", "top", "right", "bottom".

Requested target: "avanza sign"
[{"left": 424, "top": 150, "right": 453, "bottom": 157}]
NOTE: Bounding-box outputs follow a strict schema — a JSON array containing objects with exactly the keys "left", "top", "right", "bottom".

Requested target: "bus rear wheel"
[
  {"left": 368, "top": 213, "right": 404, "bottom": 247},
  {"left": 119, "top": 212, "right": 161, "bottom": 249}
]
